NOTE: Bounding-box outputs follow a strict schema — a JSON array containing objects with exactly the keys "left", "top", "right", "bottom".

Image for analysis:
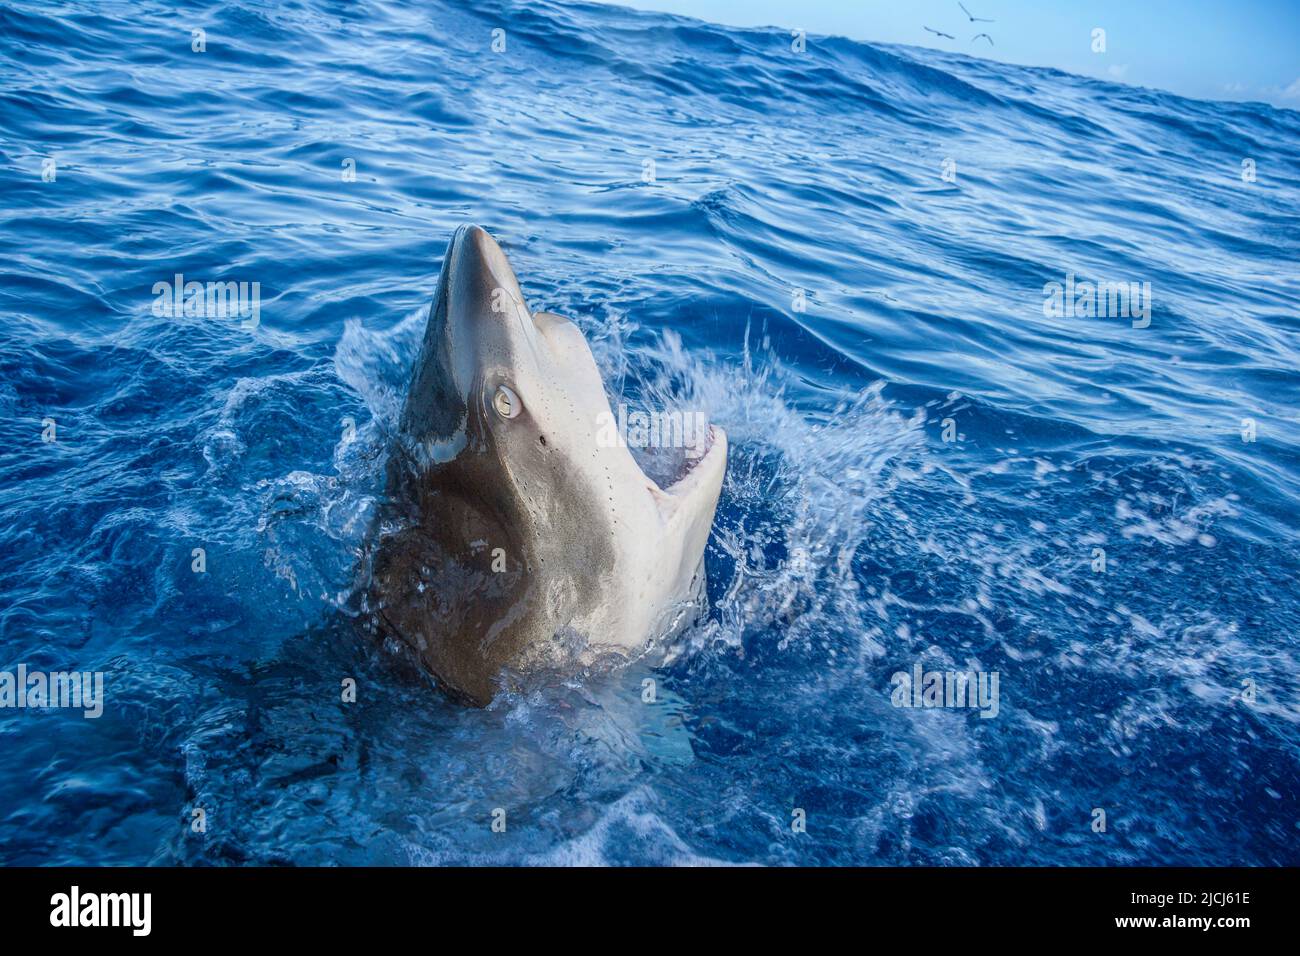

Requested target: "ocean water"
[{"left": 1, "top": 0, "right": 1298, "bottom": 866}]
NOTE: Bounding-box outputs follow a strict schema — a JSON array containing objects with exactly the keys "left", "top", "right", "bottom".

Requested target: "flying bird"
[
  {"left": 959, "top": 2, "right": 995, "bottom": 22},
  {"left": 924, "top": 26, "right": 956, "bottom": 39},
  {"left": 972, "top": 33, "right": 995, "bottom": 46}
]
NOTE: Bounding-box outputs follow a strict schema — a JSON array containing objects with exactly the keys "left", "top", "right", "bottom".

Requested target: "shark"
[{"left": 363, "top": 225, "right": 727, "bottom": 705}]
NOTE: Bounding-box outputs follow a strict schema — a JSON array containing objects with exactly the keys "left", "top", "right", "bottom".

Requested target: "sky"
[{"left": 598, "top": 0, "right": 1300, "bottom": 109}]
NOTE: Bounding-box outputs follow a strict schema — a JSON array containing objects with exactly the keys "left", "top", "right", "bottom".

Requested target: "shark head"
[
  {"left": 399, "top": 224, "right": 624, "bottom": 480},
  {"left": 371, "top": 225, "right": 727, "bottom": 705}
]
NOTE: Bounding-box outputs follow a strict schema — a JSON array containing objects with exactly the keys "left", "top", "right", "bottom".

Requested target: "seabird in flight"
[{"left": 959, "top": 3, "right": 995, "bottom": 23}]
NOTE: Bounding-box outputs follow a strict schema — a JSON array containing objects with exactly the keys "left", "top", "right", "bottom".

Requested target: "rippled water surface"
[{"left": 1, "top": 0, "right": 1298, "bottom": 865}]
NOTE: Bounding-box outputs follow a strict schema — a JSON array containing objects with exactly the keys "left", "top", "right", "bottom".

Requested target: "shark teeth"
[{"left": 663, "top": 423, "right": 718, "bottom": 489}]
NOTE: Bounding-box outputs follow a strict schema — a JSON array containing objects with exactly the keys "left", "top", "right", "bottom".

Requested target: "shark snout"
[
  {"left": 454, "top": 224, "right": 511, "bottom": 287},
  {"left": 450, "top": 224, "right": 534, "bottom": 334}
]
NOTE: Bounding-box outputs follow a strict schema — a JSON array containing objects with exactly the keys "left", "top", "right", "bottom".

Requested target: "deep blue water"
[{"left": 2, "top": 0, "right": 1298, "bottom": 866}]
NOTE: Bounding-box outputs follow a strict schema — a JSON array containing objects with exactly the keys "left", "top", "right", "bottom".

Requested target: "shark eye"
[{"left": 493, "top": 384, "right": 521, "bottom": 420}]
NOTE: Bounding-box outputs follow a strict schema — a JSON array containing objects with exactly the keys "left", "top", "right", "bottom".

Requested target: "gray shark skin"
[{"left": 365, "top": 225, "right": 727, "bottom": 706}]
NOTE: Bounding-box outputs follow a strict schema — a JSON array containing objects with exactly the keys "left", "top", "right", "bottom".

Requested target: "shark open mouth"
[
  {"left": 671, "top": 423, "right": 720, "bottom": 482},
  {"left": 633, "top": 421, "right": 721, "bottom": 491}
]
